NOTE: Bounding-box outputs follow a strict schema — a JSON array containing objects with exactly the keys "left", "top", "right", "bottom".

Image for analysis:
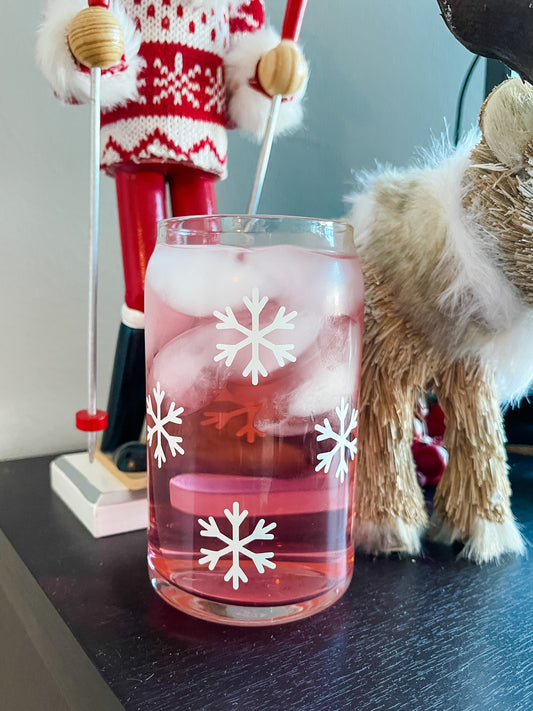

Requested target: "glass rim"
[
  {"left": 157, "top": 214, "right": 354, "bottom": 252},
  {"left": 158, "top": 213, "right": 350, "bottom": 228}
]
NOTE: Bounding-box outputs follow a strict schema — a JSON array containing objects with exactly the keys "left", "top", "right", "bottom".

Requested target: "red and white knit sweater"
[{"left": 37, "top": 0, "right": 305, "bottom": 179}]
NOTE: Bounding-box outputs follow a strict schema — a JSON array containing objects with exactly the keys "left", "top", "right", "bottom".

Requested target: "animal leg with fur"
[
  {"left": 355, "top": 354, "right": 429, "bottom": 556},
  {"left": 429, "top": 358, "right": 526, "bottom": 562}
]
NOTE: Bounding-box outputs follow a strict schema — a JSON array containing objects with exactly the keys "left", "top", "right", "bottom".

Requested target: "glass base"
[{"left": 149, "top": 566, "right": 351, "bottom": 627}]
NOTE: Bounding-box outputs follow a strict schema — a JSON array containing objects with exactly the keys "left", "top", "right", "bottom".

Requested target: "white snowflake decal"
[
  {"left": 213, "top": 287, "right": 297, "bottom": 385},
  {"left": 315, "top": 398, "right": 358, "bottom": 484},
  {"left": 198, "top": 502, "right": 277, "bottom": 590},
  {"left": 146, "top": 382, "right": 184, "bottom": 469}
]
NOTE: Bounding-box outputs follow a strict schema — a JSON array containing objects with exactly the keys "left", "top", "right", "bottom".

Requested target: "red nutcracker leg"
[
  {"left": 168, "top": 167, "right": 218, "bottom": 217},
  {"left": 101, "top": 168, "right": 167, "bottom": 462}
]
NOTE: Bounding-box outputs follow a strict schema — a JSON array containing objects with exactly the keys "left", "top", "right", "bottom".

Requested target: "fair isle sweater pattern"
[{"left": 101, "top": 0, "right": 265, "bottom": 177}]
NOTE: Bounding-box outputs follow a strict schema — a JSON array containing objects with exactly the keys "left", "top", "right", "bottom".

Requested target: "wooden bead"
[
  {"left": 257, "top": 40, "right": 307, "bottom": 97},
  {"left": 68, "top": 6, "right": 124, "bottom": 70}
]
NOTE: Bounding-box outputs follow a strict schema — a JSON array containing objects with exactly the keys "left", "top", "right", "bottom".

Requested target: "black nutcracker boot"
[{"left": 100, "top": 313, "right": 147, "bottom": 472}]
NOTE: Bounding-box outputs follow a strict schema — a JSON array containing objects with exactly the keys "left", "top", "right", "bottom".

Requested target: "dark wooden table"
[{"left": 1, "top": 454, "right": 532, "bottom": 711}]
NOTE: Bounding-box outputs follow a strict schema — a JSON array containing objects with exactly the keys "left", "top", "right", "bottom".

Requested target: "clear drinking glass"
[{"left": 144, "top": 215, "right": 364, "bottom": 626}]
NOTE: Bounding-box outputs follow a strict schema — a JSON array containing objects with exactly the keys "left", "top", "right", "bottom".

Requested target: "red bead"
[
  {"left": 89, "top": 0, "right": 110, "bottom": 7},
  {"left": 76, "top": 409, "right": 108, "bottom": 432},
  {"left": 412, "top": 440, "right": 447, "bottom": 485}
]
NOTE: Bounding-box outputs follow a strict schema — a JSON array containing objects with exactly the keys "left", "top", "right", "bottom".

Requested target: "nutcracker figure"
[{"left": 37, "top": 0, "right": 307, "bottom": 471}]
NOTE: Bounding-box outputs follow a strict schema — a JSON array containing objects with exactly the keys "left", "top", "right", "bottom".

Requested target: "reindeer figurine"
[{"left": 345, "top": 77, "right": 533, "bottom": 563}]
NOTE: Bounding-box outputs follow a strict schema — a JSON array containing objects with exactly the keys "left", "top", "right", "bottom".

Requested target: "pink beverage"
[{"left": 145, "top": 216, "right": 363, "bottom": 626}]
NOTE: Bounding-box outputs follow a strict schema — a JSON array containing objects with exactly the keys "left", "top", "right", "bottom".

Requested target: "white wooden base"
[{"left": 50, "top": 452, "right": 148, "bottom": 538}]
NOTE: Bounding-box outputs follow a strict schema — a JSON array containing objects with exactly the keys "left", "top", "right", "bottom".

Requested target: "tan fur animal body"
[{"left": 345, "top": 78, "right": 533, "bottom": 563}]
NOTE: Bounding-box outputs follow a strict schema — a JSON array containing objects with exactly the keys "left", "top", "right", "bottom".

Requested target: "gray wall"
[{"left": 0, "top": 0, "right": 485, "bottom": 459}]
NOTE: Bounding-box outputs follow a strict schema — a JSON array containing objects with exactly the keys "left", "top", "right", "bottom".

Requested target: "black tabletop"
[{"left": 1, "top": 453, "right": 532, "bottom": 711}]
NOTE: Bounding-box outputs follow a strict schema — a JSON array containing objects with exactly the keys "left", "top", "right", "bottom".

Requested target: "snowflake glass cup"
[{"left": 145, "top": 215, "right": 364, "bottom": 626}]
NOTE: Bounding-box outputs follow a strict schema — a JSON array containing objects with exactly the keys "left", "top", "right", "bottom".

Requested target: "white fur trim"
[
  {"left": 121, "top": 304, "right": 145, "bottom": 330},
  {"left": 36, "top": 0, "right": 85, "bottom": 102},
  {"left": 354, "top": 518, "right": 425, "bottom": 556},
  {"left": 483, "top": 307, "right": 533, "bottom": 403},
  {"left": 36, "top": 0, "right": 142, "bottom": 109},
  {"left": 432, "top": 150, "right": 522, "bottom": 334},
  {"left": 225, "top": 27, "right": 306, "bottom": 141},
  {"left": 345, "top": 132, "right": 533, "bottom": 402},
  {"left": 348, "top": 135, "right": 522, "bottom": 339},
  {"left": 432, "top": 137, "right": 533, "bottom": 402},
  {"left": 428, "top": 511, "right": 527, "bottom": 563}
]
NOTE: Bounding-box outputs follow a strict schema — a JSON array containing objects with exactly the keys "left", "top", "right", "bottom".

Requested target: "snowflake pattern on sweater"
[{"left": 101, "top": 0, "right": 265, "bottom": 176}]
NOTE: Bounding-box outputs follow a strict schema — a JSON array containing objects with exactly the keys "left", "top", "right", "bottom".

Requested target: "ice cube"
[
  {"left": 150, "top": 320, "right": 224, "bottom": 413},
  {"left": 243, "top": 244, "right": 364, "bottom": 318},
  {"left": 145, "top": 280, "right": 195, "bottom": 365},
  {"left": 287, "top": 360, "right": 359, "bottom": 419},
  {"left": 254, "top": 316, "right": 362, "bottom": 436},
  {"left": 213, "top": 298, "right": 321, "bottom": 385},
  {"left": 254, "top": 360, "right": 359, "bottom": 437},
  {"left": 146, "top": 244, "right": 266, "bottom": 317},
  {"left": 146, "top": 243, "right": 364, "bottom": 321},
  {"left": 150, "top": 296, "right": 323, "bottom": 414}
]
